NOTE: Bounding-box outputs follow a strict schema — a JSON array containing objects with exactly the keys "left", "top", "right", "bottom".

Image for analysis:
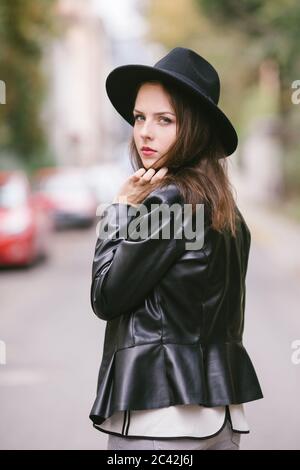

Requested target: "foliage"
[{"left": 0, "top": 0, "right": 57, "bottom": 168}]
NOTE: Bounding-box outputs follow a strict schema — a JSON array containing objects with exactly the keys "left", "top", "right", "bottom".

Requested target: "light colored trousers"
[{"left": 107, "top": 420, "right": 241, "bottom": 450}]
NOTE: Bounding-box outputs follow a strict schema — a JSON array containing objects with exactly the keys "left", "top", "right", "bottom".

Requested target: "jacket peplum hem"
[{"left": 89, "top": 340, "right": 263, "bottom": 425}]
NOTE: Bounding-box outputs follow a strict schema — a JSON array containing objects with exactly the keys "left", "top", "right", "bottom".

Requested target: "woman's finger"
[
  {"left": 150, "top": 167, "right": 168, "bottom": 183},
  {"left": 135, "top": 168, "right": 147, "bottom": 177},
  {"left": 131, "top": 168, "right": 146, "bottom": 181},
  {"left": 140, "top": 168, "right": 156, "bottom": 183}
]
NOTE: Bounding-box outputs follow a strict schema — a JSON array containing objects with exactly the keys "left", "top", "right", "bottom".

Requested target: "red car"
[
  {"left": 32, "top": 167, "right": 97, "bottom": 230},
  {"left": 0, "top": 171, "right": 50, "bottom": 267}
]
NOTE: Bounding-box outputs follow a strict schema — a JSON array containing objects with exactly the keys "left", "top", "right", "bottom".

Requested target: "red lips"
[{"left": 141, "top": 146, "right": 157, "bottom": 152}]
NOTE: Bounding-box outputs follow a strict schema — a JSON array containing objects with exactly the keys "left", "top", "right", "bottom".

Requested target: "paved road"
[
  {"left": 237, "top": 197, "right": 300, "bottom": 450},
  {"left": 0, "top": 201, "right": 299, "bottom": 449},
  {"left": 0, "top": 225, "right": 107, "bottom": 450}
]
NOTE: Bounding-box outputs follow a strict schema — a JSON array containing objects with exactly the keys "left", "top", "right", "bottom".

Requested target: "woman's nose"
[{"left": 140, "top": 120, "right": 154, "bottom": 138}]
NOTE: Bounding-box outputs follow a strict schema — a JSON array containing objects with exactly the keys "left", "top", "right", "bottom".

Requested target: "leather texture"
[{"left": 89, "top": 183, "right": 263, "bottom": 426}]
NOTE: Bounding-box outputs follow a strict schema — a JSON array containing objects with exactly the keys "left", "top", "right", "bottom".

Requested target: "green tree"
[
  {"left": 0, "top": 0, "right": 56, "bottom": 169},
  {"left": 195, "top": 0, "right": 300, "bottom": 200},
  {"left": 195, "top": 0, "right": 300, "bottom": 109}
]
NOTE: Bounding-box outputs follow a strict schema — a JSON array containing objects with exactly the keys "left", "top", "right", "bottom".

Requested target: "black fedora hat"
[{"left": 105, "top": 47, "right": 238, "bottom": 157}]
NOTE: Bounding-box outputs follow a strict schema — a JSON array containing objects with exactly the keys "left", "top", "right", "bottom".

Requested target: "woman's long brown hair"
[{"left": 128, "top": 79, "right": 240, "bottom": 237}]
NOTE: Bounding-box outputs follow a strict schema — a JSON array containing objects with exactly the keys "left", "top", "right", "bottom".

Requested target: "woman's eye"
[
  {"left": 133, "top": 114, "right": 172, "bottom": 124},
  {"left": 160, "top": 117, "right": 172, "bottom": 124},
  {"left": 133, "top": 114, "right": 143, "bottom": 121}
]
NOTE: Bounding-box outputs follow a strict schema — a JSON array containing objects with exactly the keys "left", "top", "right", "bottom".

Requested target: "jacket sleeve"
[{"left": 90, "top": 185, "right": 188, "bottom": 321}]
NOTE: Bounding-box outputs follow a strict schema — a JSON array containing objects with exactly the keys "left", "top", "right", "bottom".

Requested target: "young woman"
[{"left": 89, "top": 47, "right": 263, "bottom": 451}]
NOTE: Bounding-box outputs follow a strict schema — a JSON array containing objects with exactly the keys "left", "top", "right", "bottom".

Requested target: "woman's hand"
[{"left": 113, "top": 167, "right": 168, "bottom": 206}]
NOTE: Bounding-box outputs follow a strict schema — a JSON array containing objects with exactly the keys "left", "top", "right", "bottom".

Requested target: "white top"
[{"left": 94, "top": 403, "right": 250, "bottom": 439}]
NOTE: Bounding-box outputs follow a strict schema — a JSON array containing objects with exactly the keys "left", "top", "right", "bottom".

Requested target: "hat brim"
[{"left": 105, "top": 64, "right": 238, "bottom": 156}]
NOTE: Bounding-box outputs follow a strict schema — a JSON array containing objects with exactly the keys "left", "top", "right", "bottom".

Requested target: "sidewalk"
[
  {"left": 230, "top": 166, "right": 300, "bottom": 277},
  {"left": 230, "top": 166, "right": 300, "bottom": 450}
]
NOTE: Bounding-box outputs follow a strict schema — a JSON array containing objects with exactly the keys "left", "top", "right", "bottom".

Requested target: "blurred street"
[
  {"left": 1, "top": 0, "right": 300, "bottom": 452},
  {"left": 0, "top": 224, "right": 108, "bottom": 450},
  {"left": 1, "top": 191, "right": 300, "bottom": 449},
  {"left": 234, "top": 173, "right": 300, "bottom": 450}
]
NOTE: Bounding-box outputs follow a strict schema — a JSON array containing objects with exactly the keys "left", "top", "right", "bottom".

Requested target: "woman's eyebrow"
[{"left": 133, "top": 109, "right": 175, "bottom": 116}]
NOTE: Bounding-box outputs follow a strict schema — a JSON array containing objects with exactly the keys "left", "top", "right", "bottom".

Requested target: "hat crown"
[{"left": 154, "top": 47, "right": 220, "bottom": 105}]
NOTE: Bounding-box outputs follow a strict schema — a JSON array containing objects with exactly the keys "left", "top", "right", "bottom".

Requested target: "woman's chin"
[{"left": 141, "top": 156, "right": 160, "bottom": 169}]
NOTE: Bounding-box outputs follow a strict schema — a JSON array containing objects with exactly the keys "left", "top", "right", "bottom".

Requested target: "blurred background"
[{"left": 0, "top": 0, "right": 299, "bottom": 450}]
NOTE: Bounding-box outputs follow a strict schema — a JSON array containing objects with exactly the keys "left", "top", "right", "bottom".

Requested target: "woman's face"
[{"left": 133, "top": 82, "right": 177, "bottom": 170}]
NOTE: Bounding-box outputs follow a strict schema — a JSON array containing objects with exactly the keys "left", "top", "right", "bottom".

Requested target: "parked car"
[
  {"left": 83, "top": 162, "right": 129, "bottom": 206},
  {"left": 32, "top": 167, "right": 97, "bottom": 230},
  {"left": 0, "top": 170, "right": 50, "bottom": 267}
]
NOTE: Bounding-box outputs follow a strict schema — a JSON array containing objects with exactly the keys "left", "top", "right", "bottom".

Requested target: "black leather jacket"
[{"left": 89, "top": 183, "right": 263, "bottom": 426}]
